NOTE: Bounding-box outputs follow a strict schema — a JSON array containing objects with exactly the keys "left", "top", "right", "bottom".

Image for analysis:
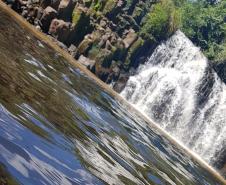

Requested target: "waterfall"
[{"left": 121, "top": 30, "right": 226, "bottom": 165}]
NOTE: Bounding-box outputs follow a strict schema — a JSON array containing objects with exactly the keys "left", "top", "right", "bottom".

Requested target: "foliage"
[
  {"left": 140, "top": 0, "right": 226, "bottom": 62},
  {"left": 178, "top": 0, "right": 226, "bottom": 61},
  {"left": 140, "top": 0, "right": 181, "bottom": 42}
]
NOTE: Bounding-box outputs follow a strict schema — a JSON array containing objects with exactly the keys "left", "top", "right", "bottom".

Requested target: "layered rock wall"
[{"left": 4, "top": 0, "right": 159, "bottom": 90}]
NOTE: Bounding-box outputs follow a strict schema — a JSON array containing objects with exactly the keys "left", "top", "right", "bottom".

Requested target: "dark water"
[{"left": 0, "top": 7, "right": 224, "bottom": 185}]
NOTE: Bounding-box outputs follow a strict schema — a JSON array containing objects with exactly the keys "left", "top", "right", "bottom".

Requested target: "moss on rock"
[
  {"left": 124, "top": 37, "right": 144, "bottom": 69},
  {"left": 103, "top": 0, "right": 117, "bottom": 15}
]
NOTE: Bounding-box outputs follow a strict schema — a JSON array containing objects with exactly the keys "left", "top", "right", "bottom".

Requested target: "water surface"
[{"left": 0, "top": 5, "right": 224, "bottom": 185}]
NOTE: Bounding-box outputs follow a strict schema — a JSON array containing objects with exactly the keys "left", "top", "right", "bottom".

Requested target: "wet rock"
[
  {"left": 7, "top": 0, "right": 27, "bottom": 13},
  {"left": 40, "top": 0, "right": 60, "bottom": 9},
  {"left": 113, "top": 71, "right": 129, "bottom": 92},
  {"left": 132, "top": 5, "right": 143, "bottom": 24},
  {"left": 123, "top": 0, "right": 138, "bottom": 15},
  {"left": 106, "top": 62, "right": 120, "bottom": 83},
  {"left": 92, "top": 48, "right": 114, "bottom": 81},
  {"left": 77, "top": 35, "right": 93, "bottom": 56},
  {"left": 68, "top": 44, "right": 77, "bottom": 57},
  {"left": 112, "top": 64, "right": 120, "bottom": 77},
  {"left": 27, "top": 0, "right": 39, "bottom": 4},
  {"left": 72, "top": 5, "right": 88, "bottom": 25},
  {"left": 78, "top": 55, "right": 95, "bottom": 69},
  {"left": 21, "top": 9, "right": 29, "bottom": 17},
  {"left": 24, "top": 6, "right": 40, "bottom": 24},
  {"left": 34, "top": 7, "right": 43, "bottom": 23},
  {"left": 99, "top": 19, "right": 107, "bottom": 27},
  {"left": 115, "top": 14, "right": 138, "bottom": 36},
  {"left": 56, "top": 40, "right": 68, "bottom": 50},
  {"left": 123, "top": 28, "right": 137, "bottom": 49},
  {"left": 39, "top": 6, "right": 57, "bottom": 32},
  {"left": 96, "top": 68, "right": 110, "bottom": 82},
  {"left": 96, "top": 48, "right": 113, "bottom": 65},
  {"left": 103, "top": 0, "right": 121, "bottom": 19},
  {"left": 47, "top": 35, "right": 68, "bottom": 50},
  {"left": 98, "top": 33, "right": 110, "bottom": 48},
  {"left": 103, "top": 0, "right": 117, "bottom": 13},
  {"left": 58, "top": 0, "right": 76, "bottom": 21},
  {"left": 124, "top": 36, "right": 144, "bottom": 69},
  {"left": 213, "top": 61, "right": 226, "bottom": 84},
  {"left": 83, "top": 0, "right": 92, "bottom": 7},
  {"left": 49, "top": 18, "right": 71, "bottom": 43},
  {"left": 40, "top": 0, "right": 52, "bottom": 8},
  {"left": 67, "top": 5, "right": 92, "bottom": 45}
]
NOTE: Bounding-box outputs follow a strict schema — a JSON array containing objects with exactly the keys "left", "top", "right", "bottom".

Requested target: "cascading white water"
[{"left": 121, "top": 30, "right": 226, "bottom": 165}]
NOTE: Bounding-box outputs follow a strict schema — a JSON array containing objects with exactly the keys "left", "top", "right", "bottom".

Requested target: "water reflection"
[{"left": 0, "top": 6, "right": 224, "bottom": 185}]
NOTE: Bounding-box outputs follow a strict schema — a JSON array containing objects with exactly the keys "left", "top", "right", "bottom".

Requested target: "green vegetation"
[
  {"left": 140, "top": 0, "right": 226, "bottom": 62},
  {"left": 179, "top": 0, "right": 226, "bottom": 62},
  {"left": 170, "top": 0, "right": 226, "bottom": 62},
  {"left": 91, "top": 0, "right": 105, "bottom": 11},
  {"left": 140, "top": 0, "right": 181, "bottom": 42}
]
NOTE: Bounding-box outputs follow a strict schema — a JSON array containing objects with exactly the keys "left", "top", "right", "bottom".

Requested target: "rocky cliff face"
[
  {"left": 4, "top": 0, "right": 226, "bottom": 98},
  {"left": 4, "top": 0, "right": 159, "bottom": 90},
  {"left": 213, "top": 61, "right": 226, "bottom": 85}
]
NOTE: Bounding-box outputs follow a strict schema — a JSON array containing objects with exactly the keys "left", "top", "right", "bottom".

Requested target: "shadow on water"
[{"left": 0, "top": 5, "right": 225, "bottom": 185}]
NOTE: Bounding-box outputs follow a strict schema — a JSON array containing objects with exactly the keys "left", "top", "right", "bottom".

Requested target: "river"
[{"left": 0, "top": 3, "right": 225, "bottom": 185}]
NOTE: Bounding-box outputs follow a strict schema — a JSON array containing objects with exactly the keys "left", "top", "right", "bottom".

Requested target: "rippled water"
[{"left": 0, "top": 6, "right": 224, "bottom": 185}]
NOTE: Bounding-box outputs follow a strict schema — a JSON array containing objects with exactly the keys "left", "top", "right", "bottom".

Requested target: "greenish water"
[{"left": 0, "top": 7, "right": 224, "bottom": 185}]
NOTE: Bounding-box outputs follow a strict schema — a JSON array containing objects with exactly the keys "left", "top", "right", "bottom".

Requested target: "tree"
[
  {"left": 140, "top": 0, "right": 181, "bottom": 42},
  {"left": 179, "top": 0, "right": 226, "bottom": 61}
]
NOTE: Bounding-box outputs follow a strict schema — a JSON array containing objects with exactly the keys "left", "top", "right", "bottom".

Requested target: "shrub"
[
  {"left": 180, "top": 0, "right": 226, "bottom": 61},
  {"left": 140, "top": 0, "right": 181, "bottom": 42}
]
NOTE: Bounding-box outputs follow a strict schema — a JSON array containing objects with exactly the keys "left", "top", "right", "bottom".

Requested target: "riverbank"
[{"left": 0, "top": 1, "right": 225, "bottom": 183}]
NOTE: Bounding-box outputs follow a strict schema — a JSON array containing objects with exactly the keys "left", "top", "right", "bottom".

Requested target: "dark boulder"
[
  {"left": 40, "top": 0, "right": 60, "bottom": 9},
  {"left": 113, "top": 71, "right": 129, "bottom": 92},
  {"left": 39, "top": 6, "right": 57, "bottom": 32},
  {"left": 58, "top": 0, "right": 76, "bottom": 21},
  {"left": 213, "top": 61, "right": 226, "bottom": 84},
  {"left": 66, "top": 5, "right": 93, "bottom": 46},
  {"left": 49, "top": 18, "right": 71, "bottom": 43},
  {"left": 106, "top": 62, "right": 120, "bottom": 84},
  {"left": 76, "top": 35, "right": 94, "bottom": 57},
  {"left": 122, "top": 28, "right": 137, "bottom": 49},
  {"left": 40, "top": 0, "right": 52, "bottom": 8}
]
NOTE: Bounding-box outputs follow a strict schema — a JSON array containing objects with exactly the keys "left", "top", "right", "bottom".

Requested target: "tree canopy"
[{"left": 180, "top": 0, "right": 226, "bottom": 61}]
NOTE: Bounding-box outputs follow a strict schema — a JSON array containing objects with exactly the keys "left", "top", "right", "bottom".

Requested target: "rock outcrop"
[
  {"left": 48, "top": 18, "right": 71, "bottom": 42},
  {"left": 40, "top": 6, "right": 57, "bottom": 32},
  {"left": 213, "top": 61, "right": 226, "bottom": 84},
  {"left": 3, "top": 0, "right": 159, "bottom": 90}
]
